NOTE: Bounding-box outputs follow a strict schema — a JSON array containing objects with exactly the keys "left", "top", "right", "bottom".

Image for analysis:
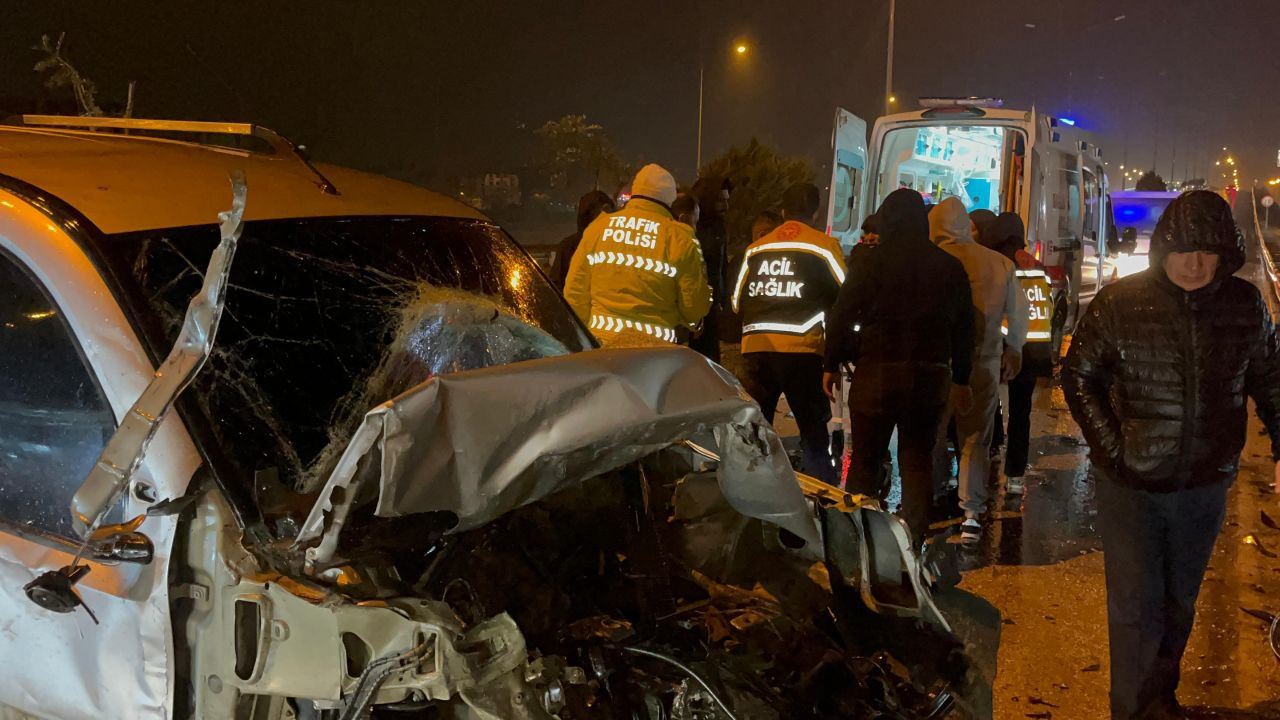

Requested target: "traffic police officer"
[
  {"left": 732, "top": 183, "right": 846, "bottom": 483},
  {"left": 565, "top": 164, "right": 712, "bottom": 348}
]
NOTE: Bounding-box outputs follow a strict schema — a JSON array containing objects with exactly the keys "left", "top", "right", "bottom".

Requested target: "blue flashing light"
[{"left": 1058, "top": 117, "right": 1077, "bottom": 126}]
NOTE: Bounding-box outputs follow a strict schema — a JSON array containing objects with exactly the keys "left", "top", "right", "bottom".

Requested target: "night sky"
[{"left": 3, "top": 1, "right": 1277, "bottom": 190}]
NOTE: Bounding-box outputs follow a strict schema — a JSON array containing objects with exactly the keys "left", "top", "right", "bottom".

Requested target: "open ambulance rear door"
[
  {"left": 824, "top": 108, "right": 868, "bottom": 484},
  {"left": 826, "top": 108, "right": 869, "bottom": 255}
]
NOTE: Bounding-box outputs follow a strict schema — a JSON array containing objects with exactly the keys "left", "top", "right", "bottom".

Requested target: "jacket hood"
[
  {"left": 877, "top": 188, "right": 930, "bottom": 246},
  {"left": 970, "top": 209, "right": 997, "bottom": 245},
  {"left": 984, "top": 212, "right": 1027, "bottom": 259},
  {"left": 929, "top": 197, "right": 974, "bottom": 246},
  {"left": 1149, "top": 190, "right": 1244, "bottom": 280},
  {"left": 860, "top": 211, "right": 881, "bottom": 235}
]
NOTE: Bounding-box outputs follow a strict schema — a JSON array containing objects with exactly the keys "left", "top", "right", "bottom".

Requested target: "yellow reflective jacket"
[{"left": 564, "top": 198, "right": 712, "bottom": 347}]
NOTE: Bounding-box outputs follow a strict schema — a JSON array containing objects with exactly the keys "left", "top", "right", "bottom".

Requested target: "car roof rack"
[{"left": 15, "top": 114, "right": 339, "bottom": 195}]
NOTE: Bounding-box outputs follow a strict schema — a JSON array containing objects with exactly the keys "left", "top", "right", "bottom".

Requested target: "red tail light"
[{"left": 1043, "top": 265, "right": 1067, "bottom": 288}]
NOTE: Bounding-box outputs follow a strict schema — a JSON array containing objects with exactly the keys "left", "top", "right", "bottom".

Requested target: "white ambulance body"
[{"left": 826, "top": 100, "right": 1114, "bottom": 343}]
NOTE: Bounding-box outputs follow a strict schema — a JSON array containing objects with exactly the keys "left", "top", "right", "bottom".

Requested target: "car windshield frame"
[{"left": 91, "top": 214, "right": 593, "bottom": 525}]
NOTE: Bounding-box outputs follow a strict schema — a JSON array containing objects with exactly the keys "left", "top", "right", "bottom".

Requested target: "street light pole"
[
  {"left": 696, "top": 62, "right": 704, "bottom": 172},
  {"left": 885, "top": 0, "right": 896, "bottom": 115}
]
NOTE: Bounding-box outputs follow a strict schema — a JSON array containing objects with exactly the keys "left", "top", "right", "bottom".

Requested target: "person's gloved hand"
[
  {"left": 1001, "top": 347, "right": 1023, "bottom": 382},
  {"left": 822, "top": 371, "right": 840, "bottom": 403},
  {"left": 951, "top": 384, "right": 974, "bottom": 415}
]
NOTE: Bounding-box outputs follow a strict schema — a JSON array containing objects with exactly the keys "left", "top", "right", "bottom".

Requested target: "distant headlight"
[{"left": 1113, "top": 252, "right": 1149, "bottom": 279}]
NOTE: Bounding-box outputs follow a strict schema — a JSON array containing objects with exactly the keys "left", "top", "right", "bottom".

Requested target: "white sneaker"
[
  {"left": 960, "top": 515, "right": 982, "bottom": 544},
  {"left": 1006, "top": 476, "right": 1025, "bottom": 495}
]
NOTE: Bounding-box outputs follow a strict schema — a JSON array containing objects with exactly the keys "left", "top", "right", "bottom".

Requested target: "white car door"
[{"left": 0, "top": 189, "right": 201, "bottom": 719}]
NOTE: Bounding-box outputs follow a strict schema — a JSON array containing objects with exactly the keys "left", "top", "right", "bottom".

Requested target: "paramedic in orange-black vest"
[{"left": 731, "top": 183, "right": 846, "bottom": 484}]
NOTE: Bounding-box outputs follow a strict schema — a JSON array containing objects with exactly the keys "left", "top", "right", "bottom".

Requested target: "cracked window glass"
[
  {"left": 98, "top": 217, "right": 592, "bottom": 495},
  {"left": 0, "top": 250, "right": 117, "bottom": 539}
]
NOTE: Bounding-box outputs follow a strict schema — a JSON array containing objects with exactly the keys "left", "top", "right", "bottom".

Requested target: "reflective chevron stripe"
[
  {"left": 586, "top": 251, "right": 678, "bottom": 277},
  {"left": 589, "top": 314, "right": 677, "bottom": 342}
]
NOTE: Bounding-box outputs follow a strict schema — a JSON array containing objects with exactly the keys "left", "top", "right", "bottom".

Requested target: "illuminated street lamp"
[{"left": 697, "top": 42, "right": 750, "bottom": 170}]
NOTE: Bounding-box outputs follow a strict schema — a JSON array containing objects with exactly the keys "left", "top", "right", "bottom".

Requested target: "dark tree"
[{"left": 1136, "top": 171, "right": 1168, "bottom": 192}]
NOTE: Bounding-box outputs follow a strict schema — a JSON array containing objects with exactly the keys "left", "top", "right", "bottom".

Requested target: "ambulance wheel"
[{"left": 1050, "top": 282, "right": 1073, "bottom": 365}]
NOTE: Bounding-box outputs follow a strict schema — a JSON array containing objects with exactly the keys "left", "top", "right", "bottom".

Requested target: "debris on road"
[
  {"left": 1243, "top": 533, "right": 1279, "bottom": 558},
  {"left": 1261, "top": 510, "right": 1280, "bottom": 532}
]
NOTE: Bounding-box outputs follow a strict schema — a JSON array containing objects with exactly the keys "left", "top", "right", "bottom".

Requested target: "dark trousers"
[
  {"left": 845, "top": 363, "right": 950, "bottom": 547},
  {"left": 1003, "top": 367, "right": 1037, "bottom": 477},
  {"left": 741, "top": 352, "right": 834, "bottom": 484},
  {"left": 689, "top": 305, "right": 721, "bottom": 362},
  {"left": 1097, "top": 478, "right": 1229, "bottom": 719}
]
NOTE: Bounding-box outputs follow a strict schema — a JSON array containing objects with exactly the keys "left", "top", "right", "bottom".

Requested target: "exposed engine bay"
[{"left": 205, "top": 348, "right": 971, "bottom": 720}]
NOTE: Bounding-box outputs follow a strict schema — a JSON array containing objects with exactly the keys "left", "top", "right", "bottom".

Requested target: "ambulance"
[{"left": 825, "top": 98, "right": 1114, "bottom": 355}]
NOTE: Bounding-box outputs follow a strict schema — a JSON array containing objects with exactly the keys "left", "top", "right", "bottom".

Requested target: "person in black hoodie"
[
  {"left": 1063, "top": 190, "right": 1280, "bottom": 720},
  {"left": 823, "top": 188, "right": 975, "bottom": 547},
  {"left": 690, "top": 176, "right": 733, "bottom": 361},
  {"left": 551, "top": 190, "right": 615, "bottom": 289}
]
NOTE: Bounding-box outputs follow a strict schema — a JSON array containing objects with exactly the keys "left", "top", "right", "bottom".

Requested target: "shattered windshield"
[{"left": 98, "top": 216, "right": 592, "bottom": 493}]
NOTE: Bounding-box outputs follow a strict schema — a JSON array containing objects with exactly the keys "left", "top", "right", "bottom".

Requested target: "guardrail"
[{"left": 1251, "top": 187, "right": 1280, "bottom": 304}]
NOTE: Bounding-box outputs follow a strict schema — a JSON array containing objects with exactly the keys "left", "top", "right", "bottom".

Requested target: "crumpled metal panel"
[
  {"left": 70, "top": 171, "right": 246, "bottom": 536},
  {"left": 213, "top": 575, "right": 534, "bottom": 707},
  {"left": 298, "top": 347, "right": 819, "bottom": 560}
]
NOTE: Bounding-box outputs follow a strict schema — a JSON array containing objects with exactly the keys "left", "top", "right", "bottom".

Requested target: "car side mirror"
[
  {"left": 86, "top": 527, "right": 154, "bottom": 565},
  {"left": 21, "top": 513, "right": 155, "bottom": 624},
  {"left": 84, "top": 515, "right": 154, "bottom": 565}
]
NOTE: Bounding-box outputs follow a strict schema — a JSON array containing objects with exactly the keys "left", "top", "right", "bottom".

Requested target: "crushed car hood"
[{"left": 297, "top": 347, "right": 821, "bottom": 561}]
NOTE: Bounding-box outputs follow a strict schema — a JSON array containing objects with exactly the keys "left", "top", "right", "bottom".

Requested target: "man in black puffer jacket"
[{"left": 1063, "top": 190, "right": 1280, "bottom": 720}]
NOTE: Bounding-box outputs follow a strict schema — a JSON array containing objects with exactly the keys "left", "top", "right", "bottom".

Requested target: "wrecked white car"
[{"left": 0, "top": 117, "right": 965, "bottom": 720}]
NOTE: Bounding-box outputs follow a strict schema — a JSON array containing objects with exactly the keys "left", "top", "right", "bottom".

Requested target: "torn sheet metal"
[
  {"left": 210, "top": 575, "right": 535, "bottom": 709},
  {"left": 69, "top": 171, "right": 246, "bottom": 536},
  {"left": 297, "top": 347, "right": 819, "bottom": 563}
]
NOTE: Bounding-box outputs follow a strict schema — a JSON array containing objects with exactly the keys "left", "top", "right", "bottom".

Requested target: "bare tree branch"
[{"left": 34, "top": 32, "right": 132, "bottom": 117}]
